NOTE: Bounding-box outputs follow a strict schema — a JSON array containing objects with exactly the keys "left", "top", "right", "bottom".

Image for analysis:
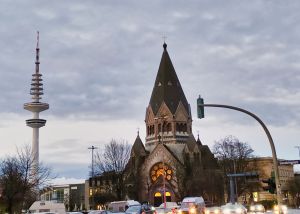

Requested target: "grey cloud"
[{"left": 0, "top": 0, "right": 299, "bottom": 127}]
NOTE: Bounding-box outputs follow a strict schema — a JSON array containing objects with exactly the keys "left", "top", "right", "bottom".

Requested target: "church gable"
[
  {"left": 156, "top": 101, "right": 173, "bottom": 118},
  {"left": 142, "top": 144, "right": 181, "bottom": 175},
  {"left": 145, "top": 105, "right": 155, "bottom": 124},
  {"left": 174, "top": 101, "right": 190, "bottom": 121}
]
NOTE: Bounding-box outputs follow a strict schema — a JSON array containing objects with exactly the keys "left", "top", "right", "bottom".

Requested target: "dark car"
[{"left": 125, "top": 205, "right": 155, "bottom": 214}]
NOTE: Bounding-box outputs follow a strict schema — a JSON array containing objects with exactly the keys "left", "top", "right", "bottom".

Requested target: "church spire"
[{"left": 149, "top": 43, "right": 190, "bottom": 115}]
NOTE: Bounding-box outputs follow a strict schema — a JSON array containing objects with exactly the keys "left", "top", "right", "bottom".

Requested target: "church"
[{"left": 124, "top": 43, "right": 224, "bottom": 206}]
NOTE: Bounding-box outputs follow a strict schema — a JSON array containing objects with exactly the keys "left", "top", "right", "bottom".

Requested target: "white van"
[
  {"left": 179, "top": 197, "right": 205, "bottom": 214},
  {"left": 108, "top": 200, "right": 140, "bottom": 212},
  {"left": 28, "top": 200, "right": 66, "bottom": 214}
]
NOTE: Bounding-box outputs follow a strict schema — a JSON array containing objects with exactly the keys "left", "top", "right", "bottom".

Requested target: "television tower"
[{"left": 24, "top": 32, "right": 49, "bottom": 176}]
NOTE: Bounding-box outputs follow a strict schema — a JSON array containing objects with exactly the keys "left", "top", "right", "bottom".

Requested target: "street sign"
[{"left": 279, "top": 160, "right": 300, "bottom": 165}]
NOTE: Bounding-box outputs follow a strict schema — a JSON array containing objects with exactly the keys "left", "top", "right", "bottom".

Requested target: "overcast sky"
[{"left": 0, "top": 1, "right": 299, "bottom": 183}]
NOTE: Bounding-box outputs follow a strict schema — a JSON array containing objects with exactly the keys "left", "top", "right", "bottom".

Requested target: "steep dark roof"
[
  {"left": 131, "top": 134, "right": 147, "bottom": 156},
  {"left": 196, "top": 134, "right": 202, "bottom": 146},
  {"left": 149, "top": 43, "right": 190, "bottom": 115}
]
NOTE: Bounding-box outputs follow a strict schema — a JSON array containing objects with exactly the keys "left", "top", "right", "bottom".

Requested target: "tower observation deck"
[{"left": 24, "top": 32, "right": 49, "bottom": 174}]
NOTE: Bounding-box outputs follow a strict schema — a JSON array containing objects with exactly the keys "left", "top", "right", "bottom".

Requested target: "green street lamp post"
[{"left": 197, "top": 96, "right": 282, "bottom": 207}]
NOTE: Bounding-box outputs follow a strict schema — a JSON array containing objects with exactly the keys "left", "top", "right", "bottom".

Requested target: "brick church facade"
[{"left": 124, "top": 43, "right": 224, "bottom": 206}]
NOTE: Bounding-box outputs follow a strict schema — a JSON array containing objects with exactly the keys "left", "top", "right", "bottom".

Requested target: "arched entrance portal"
[
  {"left": 154, "top": 192, "right": 162, "bottom": 207},
  {"left": 153, "top": 191, "right": 172, "bottom": 207}
]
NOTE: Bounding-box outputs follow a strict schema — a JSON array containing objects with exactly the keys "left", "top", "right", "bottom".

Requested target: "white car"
[
  {"left": 205, "top": 206, "right": 221, "bottom": 214},
  {"left": 273, "top": 205, "right": 287, "bottom": 214},
  {"left": 220, "top": 203, "right": 247, "bottom": 214},
  {"left": 249, "top": 204, "right": 265, "bottom": 213}
]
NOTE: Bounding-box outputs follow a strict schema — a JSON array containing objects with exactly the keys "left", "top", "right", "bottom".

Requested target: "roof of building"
[
  {"left": 149, "top": 43, "right": 189, "bottom": 115},
  {"left": 131, "top": 133, "right": 147, "bottom": 156},
  {"left": 165, "top": 143, "right": 186, "bottom": 163},
  {"left": 196, "top": 134, "right": 202, "bottom": 146}
]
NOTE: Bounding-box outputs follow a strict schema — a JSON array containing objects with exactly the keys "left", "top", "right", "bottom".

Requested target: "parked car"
[
  {"left": 125, "top": 204, "right": 155, "bottom": 214},
  {"left": 109, "top": 200, "right": 141, "bottom": 212},
  {"left": 273, "top": 204, "right": 287, "bottom": 214},
  {"left": 178, "top": 197, "right": 206, "bottom": 214},
  {"left": 248, "top": 204, "right": 265, "bottom": 213},
  {"left": 155, "top": 202, "right": 179, "bottom": 214},
  {"left": 67, "top": 212, "right": 84, "bottom": 214},
  {"left": 88, "top": 210, "right": 111, "bottom": 214},
  {"left": 29, "top": 201, "right": 66, "bottom": 214},
  {"left": 204, "top": 206, "right": 221, "bottom": 214},
  {"left": 220, "top": 203, "right": 247, "bottom": 214}
]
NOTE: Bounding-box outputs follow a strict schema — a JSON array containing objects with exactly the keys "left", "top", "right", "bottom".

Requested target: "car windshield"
[
  {"left": 181, "top": 202, "right": 195, "bottom": 209},
  {"left": 126, "top": 205, "right": 141, "bottom": 213}
]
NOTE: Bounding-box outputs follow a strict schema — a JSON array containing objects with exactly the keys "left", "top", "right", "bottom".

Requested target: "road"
[{"left": 264, "top": 209, "right": 300, "bottom": 214}]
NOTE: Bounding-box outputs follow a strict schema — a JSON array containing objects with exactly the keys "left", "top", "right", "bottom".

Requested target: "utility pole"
[
  {"left": 88, "top": 146, "right": 98, "bottom": 177},
  {"left": 88, "top": 145, "right": 98, "bottom": 210}
]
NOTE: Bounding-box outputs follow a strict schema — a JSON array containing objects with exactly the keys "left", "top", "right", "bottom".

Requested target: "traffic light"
[
  {"left": 197, "top": 96, "right": 205, "bottom": 119},
  {"left": 262, "top": 178, "right": 276, "bottom": 194}
]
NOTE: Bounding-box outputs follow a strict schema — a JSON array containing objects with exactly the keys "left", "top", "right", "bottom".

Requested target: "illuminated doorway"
[
  {"left": 154, "top": 191, "right": 172, "bottom": 207},
  {"left": 166, "top": 191, "right": 171, "bottom": 202},
  {"left": 154, "top": 192, "right": 162, "bottom": 207}
]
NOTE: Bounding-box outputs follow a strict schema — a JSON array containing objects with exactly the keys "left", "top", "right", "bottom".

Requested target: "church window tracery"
[{"left": 150, "top": 162, "right": 173, "bottom": 183}]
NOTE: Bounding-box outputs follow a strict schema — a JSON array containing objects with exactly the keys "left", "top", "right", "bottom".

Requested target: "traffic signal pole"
[{"left": 197, "top": 99, "right": 282, "bottom": 207}]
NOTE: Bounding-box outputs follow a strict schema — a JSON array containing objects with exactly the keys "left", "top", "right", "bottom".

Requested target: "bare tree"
[
  {"left": 94, "top": 139, "right": 131, "bottom": 200},
  {"left": 213, "top": 135, "right": 257, "bottom": 201},
  {"left": 286, "top": 177, "right": 300, "bottom": 208},
  {"left": 0, "top": 145, "right": 52, "bottom": 214}
]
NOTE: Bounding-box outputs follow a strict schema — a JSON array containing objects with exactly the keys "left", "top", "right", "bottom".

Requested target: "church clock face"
[{"left": 150, "top": 162, "right": 173, "bottom": 182}]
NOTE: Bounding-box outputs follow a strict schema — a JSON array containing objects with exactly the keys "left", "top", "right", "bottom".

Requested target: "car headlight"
[
  {"left": 257, "top": 206, "right": 263, "bottom": 211},
  {"left": 214, "top": 209, "right": 220, "bottom": 214},
  {"left": 281, "top": 205, "right": 287, "bottom": 211},
  {"left": 223, "top": 209, "right": 230, "bottom": 214},
  {"left": 235, "top": 208, "right": 243, "bottom": 213},
  {"left": 189, "top": 207, "right": 196, "bottom": 213}
]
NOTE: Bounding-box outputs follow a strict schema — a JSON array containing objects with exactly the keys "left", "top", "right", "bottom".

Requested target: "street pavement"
[{"left": 265, "top": 209, "right": 300, "bottom": 214}]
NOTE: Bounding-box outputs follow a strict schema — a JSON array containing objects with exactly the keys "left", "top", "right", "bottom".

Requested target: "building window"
[
  {"left": 150, "top": 162, "right": 173, "bottom": 183},
  {"left": 166, "top": 123, "right": 171, "bottom": 132}
]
